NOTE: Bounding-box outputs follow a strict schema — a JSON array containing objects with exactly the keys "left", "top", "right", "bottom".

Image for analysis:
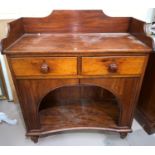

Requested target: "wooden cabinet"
[{"left": 0, "top": 10, "right": 154, "bottom": 143}]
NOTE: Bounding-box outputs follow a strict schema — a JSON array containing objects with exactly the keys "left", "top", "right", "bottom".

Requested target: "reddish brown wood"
[
  {"left": 0, "top": 19, "right": 24, "bottom": 53},
  {"left": 3, "top": 33, "right": 151, "bottom": 55},
  {"left": 80, "top": 78, "right": 139, "bottom": 127},
  {"left": 39, "top": 85, "right": 119, "bottom": 131},
  {"left": 1, "top": 10, "right": 152, "bottom": 55},
  {"left": 23, "top": 10, "right": 130, "bottom": 33},
  {"left": 16, "top": 79, "right": 79, "bottom": 130},
  {"left": 81, "top": 56, "right": 146, "bottom": 76},
  {"left": 10, "top": 57, "right": 77, "bottom": 77},
  {"left": 129, "top": 18, "right": 154, "bottom": 48},
  {"left": 128, "top": 18, "right": 155, "bottom": 134},
  {"left": 40, "top": 101, "right": 119, "bottom": 130},
  {"left": 0, "top": 10, "right": 153, "bottom": 142},
  {"left": 136, "top": 53, "right": 155, "bottom": 134}
]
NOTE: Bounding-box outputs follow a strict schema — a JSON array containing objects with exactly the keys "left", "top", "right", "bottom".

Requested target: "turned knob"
[
  {"left": 40, "top": 63, "right": 49, "bottom": 73},
  {"left": 108, "top": 63, "right": 118, "bottom": 73}
]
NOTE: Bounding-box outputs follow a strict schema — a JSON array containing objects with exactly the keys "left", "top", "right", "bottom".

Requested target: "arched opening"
[{"left": 39, "top": 84, "right": 121, "bottom": 132}]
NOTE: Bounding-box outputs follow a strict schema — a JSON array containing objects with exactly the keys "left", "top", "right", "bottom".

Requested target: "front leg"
[
  {"left": 31, "top": 136, "right": 39, "bottom": 143},
  {"left": 120, "top": 132, "right": 128, "bottom": 139}
]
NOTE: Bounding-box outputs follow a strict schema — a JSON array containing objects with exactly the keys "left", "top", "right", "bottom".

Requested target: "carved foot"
[
  {"left": 120, "top": 133, "right": 128, "bottom": 139},
  {"left": 31, "top": 136, "right": 39, "bottom": 143}
]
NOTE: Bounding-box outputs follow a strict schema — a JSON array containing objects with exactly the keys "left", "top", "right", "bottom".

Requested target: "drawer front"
[
  {"left": 11, "top": 57, "right": 77, "bottom": 77},
  {"left": 82, "top": 56, "right": 146, "bottom": 76}
]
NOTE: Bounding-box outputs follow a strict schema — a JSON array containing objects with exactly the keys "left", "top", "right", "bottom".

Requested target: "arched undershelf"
[{"left": 38, "top": 84, "right": 121, "bottom": 132}]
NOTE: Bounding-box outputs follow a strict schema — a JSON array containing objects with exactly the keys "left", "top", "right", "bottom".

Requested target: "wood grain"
[
  {"left": 16, "top": 79, "right": 79, "bottom": 130},
  {"left": 1, "top": 10, "right": 153, "bottom": 142},
  {"left": 4, "top": 33, "right": 151, "bottom": 55},
  {"left": 82, "top": 56, "right": 146, "bottom": 76},
  {"left": 40, "top": 100, "right": 119, "bottom": 131},
  {"left": 10, "top": 57, "right": 77, "bottom": 76},
  {"left": 23, "top": 10, "right": 130, "bottom": 33},
  {"left": 0, "top": 19, "right": 24, "bottom": 53},
  {"left": 80, "top": 78, "right": 139, "bottom": 127},
  {"left": 129, "top": 18, "right": 154, "bottom": 48}
]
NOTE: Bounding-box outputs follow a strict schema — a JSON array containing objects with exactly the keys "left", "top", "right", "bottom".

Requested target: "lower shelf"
[{"left": 39, "top": 99, "right": 121, "bottom": 132}]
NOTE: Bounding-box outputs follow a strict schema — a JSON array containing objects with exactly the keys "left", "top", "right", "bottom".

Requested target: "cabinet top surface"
[{"left": 4, "top": 33, "right": 151, "bottom": 54}]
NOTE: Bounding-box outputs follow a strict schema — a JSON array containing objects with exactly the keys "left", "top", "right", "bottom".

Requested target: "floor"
[{"left": 0, "top": 100, "right": 155, "bottom": 146}]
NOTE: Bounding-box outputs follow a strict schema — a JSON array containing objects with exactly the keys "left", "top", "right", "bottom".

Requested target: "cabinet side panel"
[
  {"left": 129, "top": 18, "right": 154, "bottom": 49},
  {"left": 136, "top": 53, "right": 155, "bottom": 134},
  {"left": 1, "top": 19, "right": 24, "bottom": 53}
]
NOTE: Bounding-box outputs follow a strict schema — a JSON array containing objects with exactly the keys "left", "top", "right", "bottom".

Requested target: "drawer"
[
  {"left": 11, "top": 57, "right": 77, "bottom": 77},
  {"left": 82, "top": 56, "right": 146, "bottom": 76}
]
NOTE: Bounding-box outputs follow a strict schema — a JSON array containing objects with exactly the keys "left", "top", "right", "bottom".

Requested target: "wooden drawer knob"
[
  {"left": 108, "top": 63, "right": 118, "bottom": 73},
  {"left": 40, "top": 63, "right": 49, "bottom": 73}
]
